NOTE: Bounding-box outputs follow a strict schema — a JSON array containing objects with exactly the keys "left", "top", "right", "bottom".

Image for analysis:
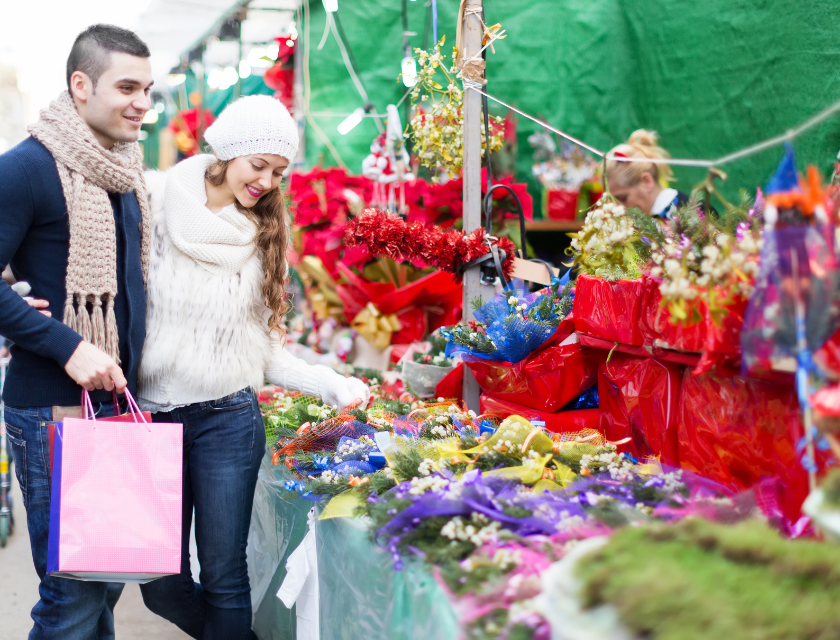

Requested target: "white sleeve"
[{"left": 265, "top": 334, "right": 371, "bottom": 409}]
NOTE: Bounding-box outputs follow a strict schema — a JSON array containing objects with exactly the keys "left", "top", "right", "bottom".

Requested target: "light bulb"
[
  {"left": 401, "top": 57, "right": 417, "bottom": 87},
  {"left": 207, "top": 68, "right": 223, "bottom": 89},
  {"left": 239, "top": 60, "right": 252, "bottom": 79},
  {"left": 154, "top": 102, "right": 165, "bottom": 113},
  {"left": 322, "top": 0, "right": 337, "bottom": 12},
  {"left": 142, "top": 110, "right": 159, "bottom": 124},
  {"left": 337, "top": 107, "right": 364, "bottom": 135},
  {"left": 220, "top": 66, "right": 239, "bottom": 89}
]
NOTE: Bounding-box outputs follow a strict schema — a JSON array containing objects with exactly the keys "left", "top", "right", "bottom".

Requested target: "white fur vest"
[{"left": 138, "top": 155, "right": 328, "bottom": 407}]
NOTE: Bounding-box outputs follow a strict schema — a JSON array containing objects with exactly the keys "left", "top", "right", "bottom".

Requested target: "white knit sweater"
[{"left": 138, "top": 155, "right": 367, "bottom": 409}]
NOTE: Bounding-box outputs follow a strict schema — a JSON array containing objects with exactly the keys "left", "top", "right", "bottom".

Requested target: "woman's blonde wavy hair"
[
  {"left": 606, "top": 129, "right": 674, "bottom": 189},
  {"left": 205, "top": 159, "right": 291, "bottom": 336}
]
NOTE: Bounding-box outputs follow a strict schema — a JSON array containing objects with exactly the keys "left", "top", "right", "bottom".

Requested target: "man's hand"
[
  {"left": 64, "top": 341, "right": 126, "bottom": 393},
  {"left": 26, "top": 298, "right": 51, "bottom": 317}
]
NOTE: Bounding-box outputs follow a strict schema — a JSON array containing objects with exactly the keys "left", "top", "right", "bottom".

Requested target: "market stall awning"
[{"left": 135, "top": 0, "right": 298, "bottom": 82}]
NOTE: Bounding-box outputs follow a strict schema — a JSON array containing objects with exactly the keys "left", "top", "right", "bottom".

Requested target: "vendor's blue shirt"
[{"left": 0, "top": 137, "right": 146, "bottom": 407}]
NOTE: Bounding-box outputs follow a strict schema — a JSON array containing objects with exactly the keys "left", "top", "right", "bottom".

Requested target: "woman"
[
  {"left": 606, "top": 129, "right": 688, "bottom": 219},
  {"left": 137, "top": 95, "right": 369, "bottom": 639}
]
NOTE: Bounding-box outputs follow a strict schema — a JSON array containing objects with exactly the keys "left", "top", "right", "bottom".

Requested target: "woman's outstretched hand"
[{"left": 323, "top": 374, "right": 371, "bottom": 411}]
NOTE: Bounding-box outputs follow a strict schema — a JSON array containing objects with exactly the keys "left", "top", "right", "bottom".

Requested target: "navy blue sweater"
[{"left": 0, "top": 137, "right": 146, "bottom": 408}]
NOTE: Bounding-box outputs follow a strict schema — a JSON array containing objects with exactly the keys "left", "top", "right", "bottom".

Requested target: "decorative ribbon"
[
  {"left": 351, "top": 302, "right": 403, "bottom": 350},
  {"left": 297, "top": 256, "right": 345, "bottom": 322}
]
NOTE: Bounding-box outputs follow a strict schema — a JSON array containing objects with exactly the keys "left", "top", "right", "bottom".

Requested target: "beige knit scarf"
[{"left": 28, "top": 91, "right": 151, "bottom": 363}]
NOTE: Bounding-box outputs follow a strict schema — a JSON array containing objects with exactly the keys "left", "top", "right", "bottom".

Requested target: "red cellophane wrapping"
[
  {"left": 597, "top": 353, "right": 684, "bottom": 465},
  {"left": 639, "top": 276, "right": 746, "bottom": 376},
  {"left": 465, "top": 321, "right": 603, "bottom": 413},
  {"left": 640, "top": 277, "right": 707, "bottom": 353},
  {"left": 434, "top": 362, "right": 464, "bottom": 402},
  {"left": 573, "top": 274, "right": 646, "bottom": 346},
  {"left": 335, "top": 264, "right": 463, "bottom": 345},
  {"left": 815, "top": 327, "right": 840, "bottom": 379},
  {"left": 479, "top": 394, "right": 600, "bottom": 433},
  {"left": 692, "top": 293, "right": 747, "bottom": 376},
  {"left": 676, "top": 370, "right": 827, "bottom": 522}
]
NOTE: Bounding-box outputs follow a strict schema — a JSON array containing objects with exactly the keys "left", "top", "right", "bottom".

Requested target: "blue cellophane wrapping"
[
  {"left": 444, "top": 289, "right": 562, "bottom": 364},
  {"left": 248, "top": 449, "right": 458, "bottom": 640}
]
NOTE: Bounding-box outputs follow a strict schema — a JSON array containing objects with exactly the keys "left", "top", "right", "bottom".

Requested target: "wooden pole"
[{"left": 461, "top": 0, "right": 484, "bottom": 412}]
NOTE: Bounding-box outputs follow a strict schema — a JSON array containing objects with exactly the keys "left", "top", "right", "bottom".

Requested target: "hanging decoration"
[
  {"left": 263, "top": 37, "right": 296, "bottom": 109},
  {"left": 405, "top": 36, "right": 504, "bottom": 181},
  {"left": 361, "top": 105, "right": 415, "bottom": 213},
  {"left": 345, "top": 208, "right": 517, "bottom": 281}
]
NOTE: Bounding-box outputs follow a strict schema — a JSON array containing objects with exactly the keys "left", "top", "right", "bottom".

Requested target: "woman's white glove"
[{"left": 320, "top": 373, "right": 371, "bottom": 410}]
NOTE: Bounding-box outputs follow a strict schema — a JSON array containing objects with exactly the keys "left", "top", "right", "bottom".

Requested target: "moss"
[
  {"left": 822, "top": 469, "right": 840, "bottom": 509},
  {"left": 576, "top": 518, "right": 840, "bottom": 640}
]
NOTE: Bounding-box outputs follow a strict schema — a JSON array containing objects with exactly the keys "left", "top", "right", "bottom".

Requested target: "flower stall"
[{"left": 137, "top": 1, "right": 840, "bottom": 638}]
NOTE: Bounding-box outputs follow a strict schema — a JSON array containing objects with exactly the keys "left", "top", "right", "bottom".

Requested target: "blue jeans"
[
  {"left": 140, "top": 389, "right": 265, "bottom": 640},
  {"left": 5, "top": 401, "right": 125, "bottom": 640}
]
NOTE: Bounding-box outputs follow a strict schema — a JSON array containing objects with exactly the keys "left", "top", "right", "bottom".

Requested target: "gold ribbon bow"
[{"left": 351, "top": 303, "right": 402, "bottom": 350}]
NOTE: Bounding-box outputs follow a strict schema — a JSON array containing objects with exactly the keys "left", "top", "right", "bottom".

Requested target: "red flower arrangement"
[{"left": 345, "top": 208, "right": 517, "bottom": 281}]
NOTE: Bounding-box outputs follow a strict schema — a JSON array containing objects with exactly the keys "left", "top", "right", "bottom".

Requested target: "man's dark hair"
[{"left": 66, "top": 24, "right": 151, "bottom": 91}]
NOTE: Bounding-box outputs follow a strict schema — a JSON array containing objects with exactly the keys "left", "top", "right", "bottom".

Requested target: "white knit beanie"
[{"left": 204, "top": 95, "right": 299, "bottom": 162}]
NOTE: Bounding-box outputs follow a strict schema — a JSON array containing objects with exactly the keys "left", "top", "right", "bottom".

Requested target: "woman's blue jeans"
[{"left": 139, "top": 389, "right": 265, "bottom": 640}]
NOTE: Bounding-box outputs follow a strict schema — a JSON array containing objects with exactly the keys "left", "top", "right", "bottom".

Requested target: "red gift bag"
[
  {"left": 676, "top": 371, "right": 827, "bottom": 522},
  {"left": 573, "top": 274, "right": 646, "bottom": 346},
  {"left": 465, "top": 334, "right": 602, "bottom": 413},
  {"left": 479, "top": 394, "right": 600, "bottom": 433},
  {"left": 597, "top": 353, "right": 684, "bottom": 464}
]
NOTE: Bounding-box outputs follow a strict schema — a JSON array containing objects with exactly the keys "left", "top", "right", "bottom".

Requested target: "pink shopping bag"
[{"left": 47, "top": 390, "right": 182, "bottom": 583}]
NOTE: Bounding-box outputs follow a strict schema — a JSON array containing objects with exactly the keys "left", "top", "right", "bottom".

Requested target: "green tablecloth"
[{"left": 248, "top": 450, "right": 459, "bottom": 640}]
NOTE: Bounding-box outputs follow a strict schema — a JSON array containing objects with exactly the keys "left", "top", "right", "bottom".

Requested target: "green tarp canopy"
[
  {"left": 154, "top": 0, "right": 840, "bottom": 204},
  {"left": 300, "top": 0, "right": 840, "bottom": 202}
]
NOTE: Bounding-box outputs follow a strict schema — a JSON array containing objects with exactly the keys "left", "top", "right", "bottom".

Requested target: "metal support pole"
[{"left": 461, "top": 0, "right": 485, "bottom": 412}]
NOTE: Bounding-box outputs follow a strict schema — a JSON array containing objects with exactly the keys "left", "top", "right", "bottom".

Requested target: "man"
[{"left": 0, "top": 24, "right": 153, "bottom": 639}]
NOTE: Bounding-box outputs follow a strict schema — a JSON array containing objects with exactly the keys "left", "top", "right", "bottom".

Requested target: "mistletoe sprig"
[
  {"left": 568, "top": 196, "right": 663, "bottom": 281},
  {"left": 405, "top": 36, "right": 504, "bottom": 181}
]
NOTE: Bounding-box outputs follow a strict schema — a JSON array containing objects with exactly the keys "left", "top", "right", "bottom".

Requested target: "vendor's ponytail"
[
  {"left": 206, "top": 159, "right": 291, "bottom": 336},
  {"left": 606, "top": 128, "right": 674, "bottom": 189}
]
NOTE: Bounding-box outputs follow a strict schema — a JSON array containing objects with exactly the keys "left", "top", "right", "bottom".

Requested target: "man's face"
[{"left": 71, "top": 52, "right": 153, "bottom": 149}]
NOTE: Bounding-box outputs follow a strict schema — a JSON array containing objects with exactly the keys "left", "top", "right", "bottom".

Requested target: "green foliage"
[
  {"left": 822, "top": 469, "right": 840, "bottom": 509},
  {"left": 371, "top": 398, "right": 412, "bottom": 416},
  {"left": 578, "top": 518, "right": 840, "bottom": 639},
  {"left": 442, "top": 323, "right": 497, "bottom": 354},
  {"left": 365, "top": 473, "right": 397, "bottom": 497},
  {"left": 351, "top": 367, "right": 382, "bottom": 383},
  {"left": 347, "top": 408, "right": 369, "bottom": 423},
  {"left": 390, "top": 448, "right": 425, "bottom": 482}
]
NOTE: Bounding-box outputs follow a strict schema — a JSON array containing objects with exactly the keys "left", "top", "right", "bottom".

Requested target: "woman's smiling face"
[{"left": 226, "top": 154, "right": 290, "bottom": 207}]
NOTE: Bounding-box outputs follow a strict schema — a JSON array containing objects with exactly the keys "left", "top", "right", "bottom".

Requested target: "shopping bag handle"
[{"left": 80, "top": 389, "right": 149, "bottom": 425}]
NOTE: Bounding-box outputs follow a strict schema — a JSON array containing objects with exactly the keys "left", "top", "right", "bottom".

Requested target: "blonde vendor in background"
[{"left": 605, "top": 129, "right": 688, "bottom": 219}]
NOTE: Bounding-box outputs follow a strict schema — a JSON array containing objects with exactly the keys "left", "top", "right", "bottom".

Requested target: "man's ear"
[{"left": 69, "top": 70, "right": 92, "bottom": 102}]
